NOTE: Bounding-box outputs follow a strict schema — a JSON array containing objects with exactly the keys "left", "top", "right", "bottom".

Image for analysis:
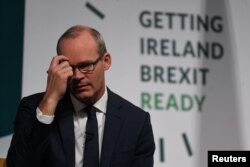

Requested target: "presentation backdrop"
[{"left": 1, "top": 0, "right": 250, "bottom": 166}]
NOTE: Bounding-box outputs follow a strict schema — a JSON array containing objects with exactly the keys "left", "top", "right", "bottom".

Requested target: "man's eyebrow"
[{"left": 71, "top": 60, "right": 94, "bottom": 67}]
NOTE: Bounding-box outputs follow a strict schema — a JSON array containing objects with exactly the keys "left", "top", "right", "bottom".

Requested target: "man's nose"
[{"left": 72, "top": 68, "right": 85, "bottom": 79}]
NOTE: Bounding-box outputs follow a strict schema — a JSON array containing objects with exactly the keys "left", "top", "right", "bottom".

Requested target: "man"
[{"left": 7, "top": 25, "right": 155, "bottom": 167}]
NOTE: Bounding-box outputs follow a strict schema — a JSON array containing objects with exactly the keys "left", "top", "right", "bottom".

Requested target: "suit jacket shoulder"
[{"left": 107, "top": 88, "right": 148, "bottom": 116}]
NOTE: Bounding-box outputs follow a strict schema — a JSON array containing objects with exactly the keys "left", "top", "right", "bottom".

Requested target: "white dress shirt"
[{"left": 36, "top": 88, "right": 108, "bottom": 167}]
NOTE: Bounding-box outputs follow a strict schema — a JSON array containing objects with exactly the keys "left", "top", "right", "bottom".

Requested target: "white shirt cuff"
[{"left": 36, "top": 107, "right": 55, "bottom": 124}]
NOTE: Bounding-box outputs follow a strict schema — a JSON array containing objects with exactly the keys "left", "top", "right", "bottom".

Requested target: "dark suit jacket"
[{"left": 7, "top": 89, "right": 155, "bottom": 167}]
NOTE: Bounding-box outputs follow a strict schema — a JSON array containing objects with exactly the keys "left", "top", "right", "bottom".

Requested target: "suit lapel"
[
  {"left": 56, "top": 92, "right": 75, "bottom": 167},
  {"left": 100, "top": 89, "right": 127, "bottom": 167}
]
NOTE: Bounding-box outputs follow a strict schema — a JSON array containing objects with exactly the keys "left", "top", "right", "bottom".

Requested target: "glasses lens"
[
  {"left": 79, "top": 64, "right": 94, "bottom": 73},
  {"left": 77, "top": 56, "right": 103, "bottom": 74}
]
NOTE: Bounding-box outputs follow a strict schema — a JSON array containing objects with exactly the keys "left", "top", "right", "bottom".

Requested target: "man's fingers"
[
  {"left": 47, "top": 55, "right": 70, "bottom": 73},
  {"left": 50, "top": 55, "right": 69, "bottom": 68},
  {"left": 60, "top": 66, "right": 73, "bottom": 74},
  {"left": 59, "top": 60, "right": 70, "bottom": 69}
]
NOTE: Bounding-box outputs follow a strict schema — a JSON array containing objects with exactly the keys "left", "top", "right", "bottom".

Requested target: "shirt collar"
[{"left": 70, "top": 87, "right": 108, "bottom": 114}]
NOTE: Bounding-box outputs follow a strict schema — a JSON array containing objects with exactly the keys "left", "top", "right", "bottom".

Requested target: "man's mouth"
[{"left": 75, "top": 83, "right": 90, "bottom": 90}]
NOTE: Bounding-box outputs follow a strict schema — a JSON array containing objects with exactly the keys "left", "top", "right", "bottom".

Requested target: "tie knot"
[{"left": 85, "top": 106, "right": 96, "bottom": 118}]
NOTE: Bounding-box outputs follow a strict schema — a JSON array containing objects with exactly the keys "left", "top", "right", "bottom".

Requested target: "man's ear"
[{"left": 103, "top": 52, "right": 111, "bottom": 71}]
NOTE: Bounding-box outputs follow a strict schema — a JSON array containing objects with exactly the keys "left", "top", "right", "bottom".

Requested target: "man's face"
[{"left": 60, "top": 31, "right": 111, "bottom": 104}]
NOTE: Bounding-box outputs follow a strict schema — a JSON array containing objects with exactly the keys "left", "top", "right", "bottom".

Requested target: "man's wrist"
[{"left": 38, "top": 94, "right": 59, "bottom": 115}]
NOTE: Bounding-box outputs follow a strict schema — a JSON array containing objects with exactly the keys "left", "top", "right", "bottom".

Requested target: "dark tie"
[{"left": 83, "top": 106, "right": 99, "bottom": 167}]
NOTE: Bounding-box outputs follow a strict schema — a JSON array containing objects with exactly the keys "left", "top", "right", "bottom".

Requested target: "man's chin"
[{"left": 74, "top": 91, "right": 93, "bottom": 102}]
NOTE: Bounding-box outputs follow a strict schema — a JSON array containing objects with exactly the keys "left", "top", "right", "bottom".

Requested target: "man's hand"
[{"left": 38, "top": 55, "right": 73, "bottom": 116}]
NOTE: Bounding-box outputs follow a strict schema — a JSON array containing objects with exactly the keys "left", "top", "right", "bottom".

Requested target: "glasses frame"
[{"left": 72, "top": 55, "right": 103, "bottom": 74}]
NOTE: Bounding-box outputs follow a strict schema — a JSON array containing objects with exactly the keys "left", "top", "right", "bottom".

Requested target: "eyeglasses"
[{"left": 71, "top": 55, "right": 103, "bottom": 74}]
